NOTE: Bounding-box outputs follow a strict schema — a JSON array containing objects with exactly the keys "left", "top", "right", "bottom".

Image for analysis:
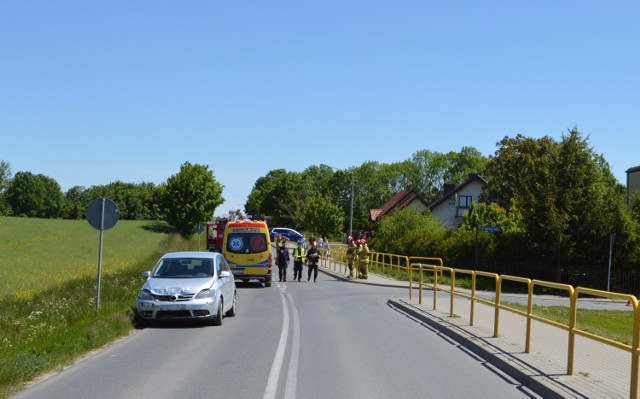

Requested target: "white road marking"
[
  {"left": 263, "top": 283, "right": 290, "bottom": 399},
  {"left": 284, "top": 293, "right": 300, "bottom": 399}
]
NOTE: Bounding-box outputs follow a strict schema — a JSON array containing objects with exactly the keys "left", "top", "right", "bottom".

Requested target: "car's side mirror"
[
  {"left": 219, "top": 270, "right": 231, "bottom": 278},
  {"left": 142, "top": 271, "right": 151, "bottom": 279}
]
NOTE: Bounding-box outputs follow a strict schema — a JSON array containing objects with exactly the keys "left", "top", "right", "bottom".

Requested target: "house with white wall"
[{"left": 428, "top": 174, "right": 487, "bottom": 228}]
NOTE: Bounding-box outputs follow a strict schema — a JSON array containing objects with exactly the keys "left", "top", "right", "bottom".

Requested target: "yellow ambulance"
[{"left": 222, "top": 220, "right": 273, "bottom": 287}]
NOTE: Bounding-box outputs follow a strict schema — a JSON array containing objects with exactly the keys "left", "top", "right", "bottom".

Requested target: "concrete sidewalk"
[{"left": 319, "top": 263, "right": 634, "bottom": 399}]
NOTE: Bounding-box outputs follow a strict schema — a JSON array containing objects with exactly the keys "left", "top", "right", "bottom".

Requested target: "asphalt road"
[{"left": 15, "top": 271, "right": 543, "bottom": 399}]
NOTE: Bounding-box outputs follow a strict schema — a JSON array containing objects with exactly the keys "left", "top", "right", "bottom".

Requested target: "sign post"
[
  {"left": 86, "top": 198, "right": 120, "bottom": 310},
  {"left": 195, "top": 223, "right": 204, "bottom": 251}
]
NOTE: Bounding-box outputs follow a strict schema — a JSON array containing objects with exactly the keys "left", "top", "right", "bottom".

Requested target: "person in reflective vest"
[
  {"left": 292, "top": 241, "right": 305, "bottom": 282},
  {"left": 346, "top": 236, "right": 356, "bottom": 279},
  {"left": 357, "top": 239, "right": 370, "bottom": 279},
  {"left": 305, "top": 240, "right": 321, "bottom": 282}
]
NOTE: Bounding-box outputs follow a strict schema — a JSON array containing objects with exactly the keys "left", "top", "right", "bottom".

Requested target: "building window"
[
  {"left": 456, "top": 195, "right": 473, "bottom": 217},
  {"left": 458, "top": 195, "right": 472, "bottom": 208}
]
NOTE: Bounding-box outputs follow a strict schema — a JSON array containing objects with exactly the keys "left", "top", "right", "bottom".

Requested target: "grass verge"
[
  {"left": 503, "top": 303, "right": 634, "bottom": 345},
  {"left": 0, "top": 231, "right": 193, "bottom": 398}
]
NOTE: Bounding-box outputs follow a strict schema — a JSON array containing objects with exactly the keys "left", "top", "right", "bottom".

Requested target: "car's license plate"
[{"left": 162, "top": 304, "right": 186, "bottom": 311}]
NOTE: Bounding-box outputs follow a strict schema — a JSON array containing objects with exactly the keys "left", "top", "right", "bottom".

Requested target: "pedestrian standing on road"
[
  {"left": 276, "top": 238, "right": 290, "bottom": 282},
  {"left": 292, "top": 240, "right": 305, "bottom": 282},
  {"left": 306, "top": 240, "right": 321, "bottom": 282}
]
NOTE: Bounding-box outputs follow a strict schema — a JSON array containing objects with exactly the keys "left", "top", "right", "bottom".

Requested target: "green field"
[
  {"left": 0, "top": 217, "right": 200, "bottom": 398},
  {"left": 0, "top": 217, "right": 186, "bottom": 298}
]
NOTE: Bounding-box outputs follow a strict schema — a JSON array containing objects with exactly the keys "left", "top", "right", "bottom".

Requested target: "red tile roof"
[{"left": 370, "top": 186, "right": 429, "bottom": 221}]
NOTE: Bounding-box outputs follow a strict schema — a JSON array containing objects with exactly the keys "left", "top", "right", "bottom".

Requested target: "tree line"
[
  {"left": 245, "top": 146, "right": 489, "bottom": 237},
  {"left": 246, "top": 129, "right": 640, "bottom": 274},
  {"left": 3, "top": 128, "right": 639, "bottom": 276},
  {"left": 0, "top": 161, "right": 224, "bottom": 237}
]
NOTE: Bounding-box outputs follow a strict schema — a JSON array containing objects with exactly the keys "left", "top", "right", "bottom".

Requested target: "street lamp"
[{"left": 321, "top": 164, "right": 354, "bottom": 239}]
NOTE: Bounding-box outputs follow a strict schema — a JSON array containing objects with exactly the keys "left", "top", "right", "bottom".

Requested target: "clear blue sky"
[{"left": 2, "top": 1, "right": 638, "bottom": 217}]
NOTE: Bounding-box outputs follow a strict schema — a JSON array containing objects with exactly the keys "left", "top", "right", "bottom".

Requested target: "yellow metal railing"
[
  {"left": 371, "top": 252, "right": 409, "bottom": 275},
  {"left": 322, "top": 247, "right": 640, "bottom": 398},
  {"left": 569, "top": 287, "right": 639, "bottom": 397},
  {"left": 407, "top": 263, "right": 639, "bottom": 399}
]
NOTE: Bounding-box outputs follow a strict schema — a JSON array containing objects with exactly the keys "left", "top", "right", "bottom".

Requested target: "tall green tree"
[
  {"left": 64, "top": 186, "right": 87, "bottom": 219},
  {"left": 485, "top": 129, "right": 636, "bottom": 266},
  {"left": 320, "top": 166, "right": 357, "bottom": 234},
  {"left": 6, "top": 171, "right": 44, "bottom": 217},
  {"left": 5, "top": 172, "right": 64, "bottom": 218},
  {"left": 378, "top": 161, "right": 411, "bottom": 194},
  {"left": 448, "top": 146, "right": 489, "bottom": 185},
  {"left": 40, "top": 174, "right": 65, "bottom": 218},
  {"left": 485, "top": 134, "right": 560, "bottom": 259},
  {"left": 162, "top": 162, "right": 224, "bottom": 237},
  {"left": 351, "top": 161, "right": 393, "bottom": 230},
  {"left": 303, "top": 194, "right": 344, "bottom": 237},
  {"left": 246, "top": 169, "right": 307, "bottom": 228},
  {"left": 405, "top": 149, "right": 449, "bottom": 202},
  {"left": 631, "top": 195, "right": 640, "bottom": 225}
]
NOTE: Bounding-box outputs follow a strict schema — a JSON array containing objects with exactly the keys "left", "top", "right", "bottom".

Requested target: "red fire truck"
[{"left": 206, "top": 218, "right": 228, "bottom": 252}]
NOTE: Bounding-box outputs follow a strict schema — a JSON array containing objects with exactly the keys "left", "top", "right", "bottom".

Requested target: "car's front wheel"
[
  {"left": 211, "top": 300, "right": 223, "bottom": 326},
  {"left": 134, "top": 310, "right": 149, "bottom": 329},
  {"left": 226, "top": 292, "right": 237, "bottom": 317}
]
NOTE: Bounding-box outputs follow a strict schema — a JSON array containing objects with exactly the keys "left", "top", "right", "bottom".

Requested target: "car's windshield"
[
  {"left": 226, "top": 233, "right": 268, "bottom": 254},
  {"left": 152, "top": 258, "right": 214, "bottom": 278}
]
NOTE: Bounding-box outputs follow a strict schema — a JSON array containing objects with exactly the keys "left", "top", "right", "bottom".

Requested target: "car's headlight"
[
  {"left": 195, "top": 289, "right": 216, "bottom": 300},
  {"left": 138, "top": 290, "right": 154, "bottom": 300}
]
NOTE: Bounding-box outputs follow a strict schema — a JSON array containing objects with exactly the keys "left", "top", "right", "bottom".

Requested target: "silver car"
[{"left": 136, "top": 251, "right": 236, "bottom": 326}]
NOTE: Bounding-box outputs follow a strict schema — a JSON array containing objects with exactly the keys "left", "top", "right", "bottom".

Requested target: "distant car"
[
  {"left": 136, "top": 251, "right": 236, "bottom": 326},
  {"left": 270, "top": 227, "right": 305, "bottom": 244}
]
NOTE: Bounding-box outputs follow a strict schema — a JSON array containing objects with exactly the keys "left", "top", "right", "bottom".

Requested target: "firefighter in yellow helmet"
[
  {"left": 346, "top": 236, "right": 356, "bottom": 279},
  {"left": 357, "top": 238, "right": 370, "bottom": 279}
]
